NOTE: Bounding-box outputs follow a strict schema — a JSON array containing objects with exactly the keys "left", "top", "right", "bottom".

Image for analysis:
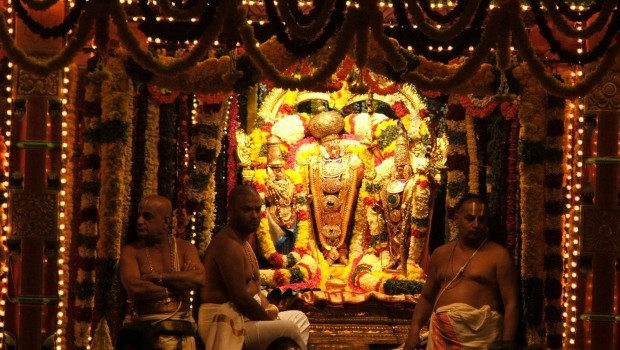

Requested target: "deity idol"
[
  {"left": 308, "top": 110, "right": 364, "bottom": 265},
  {"left": 379, "top": 133, "right": 415, "bottom": 275},
  {"left": 264, "top": 135, "right": 298, "bottom": 254}
]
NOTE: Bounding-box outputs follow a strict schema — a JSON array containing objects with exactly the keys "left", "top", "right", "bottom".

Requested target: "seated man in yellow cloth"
[
  {"left": 402, "top": 193, "right": 519, "bottom": 350},
  {"left": 198, "top": 185, "right": 310, "bottom": 350},
  {"left": 120, "top": 195, "right": 206, "bottom": 350}
]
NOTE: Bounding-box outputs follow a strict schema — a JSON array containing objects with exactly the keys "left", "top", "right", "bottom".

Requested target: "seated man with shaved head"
[
  {"left": 120, "top": 195, "right": 206, "bottom": 350},
  {"left": 198, "top": 184, "right": 310, "bottom": 350}
]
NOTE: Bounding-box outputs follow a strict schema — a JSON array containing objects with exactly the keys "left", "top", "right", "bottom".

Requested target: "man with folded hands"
[{"left": 120, "top": 195, "right": 205, "bottom": 350}]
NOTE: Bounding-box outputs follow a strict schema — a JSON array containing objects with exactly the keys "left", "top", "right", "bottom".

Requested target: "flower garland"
[
  {"left": 513, "top": 64, "right": 547, "bottom": 345},
  {"left": 13, "top": 0, "right": 87, "bottom": 39},
  {"left": 465, "top": 113, "right": 479, "bottom": 194},
  {"left": 143, "top": 92, "right": 160, "bottom": 196},
  {"left": 175, "top": 94, "right": 191, "bottom": 239},
  {"left": 408, "top": 174, "right": 431, "bottom": 264},
  {"left": 457, "top": 94, "right": 498, "bottom": 119},
  {"left": 542, "top": 95, "right": 566, "bottom": 349},
  {"left": 93, "top": 55, "right": 134, "bottom": 349},
  {"left": 227, "top": 95, "right": 239, "bottom": 196},
  {"left": 506, "top": 113, "right": 520, "bottom": 253},
  {"left": 445, "top": 102, "right": 468, "bottom": 241},
  {"left": 73, "top": 56, "right": 104, "bottom": 350},
  {"left": 187, "top": 99, "right": 228, "bottom": 256},
  {"left": 363, "top": 68, "right": 400, "bottom": 96},
  {"left": 157, "top": 99, "right": 178, "bottom": 200}
]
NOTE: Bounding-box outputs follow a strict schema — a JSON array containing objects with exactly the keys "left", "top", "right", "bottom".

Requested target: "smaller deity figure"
[
  {"left": 308, "top": 109, "right": 364, "bottom": 266},
  {"left": 235, "top": 129, "right": 256, "bottom": 184},
  {"left": 379, "top": 132, "right": 415, "bottom": 274},
  {"left": 264, "top": 135, "right": 298, "bottom": 254}
]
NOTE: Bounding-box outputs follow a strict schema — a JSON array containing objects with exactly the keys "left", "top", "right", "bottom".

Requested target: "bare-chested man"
[
  {"left": 198, "top": 184, "right": 310, "bottom": 350},
  {"left": 120, "top": 195, "right": 205, "bottom": 350},
  {"left": 403, "top": 193, "right": 519, "bottom": 350}
]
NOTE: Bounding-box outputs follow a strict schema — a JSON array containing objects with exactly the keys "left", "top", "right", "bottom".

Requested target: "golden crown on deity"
[
  {"left": 266, "top": 135, "right": 285, "bottom": 168},
  {"left": 308, "top": 109, "right": 345, "bottom": 141},
  {"left": 394, "top": 133, "right": 411, "bottom": 167}
]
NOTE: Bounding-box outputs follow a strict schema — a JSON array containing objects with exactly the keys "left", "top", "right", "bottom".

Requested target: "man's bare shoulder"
[
  {"left": 120, "top": 241, "right": 142, "bottom": 256},
  {"left": 431, "top": 241, "right": 456, "bottom": 257}
]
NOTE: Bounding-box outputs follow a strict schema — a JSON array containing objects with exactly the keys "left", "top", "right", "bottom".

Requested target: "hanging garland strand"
[
  {"left": 21, "top": 0, "right": 62, "bottom": 11},
  {"left": 286, "top": 0, "right": 325, "bottom": 24},
  {"left": 551, "top": 0, "right": 603, "bottom": 22},
  {"left": 542, "top": 94, "right": 566, "bottom": 349},
  {"left": 263, "top": 0, "right": 345, "bottom": 57},
  {"left": 401, "top": 0, "right": 483, "bottom": 41},
  {"left": 276, "top": 0, "right": 338, "bottom": 40},
  {"left": 400, "top": 5, "right": 500, "bottom": 92},
  {"left": 415, "top": 0, "right": 468, "bottom": 24},
  {"left": 137, "top": 0, "right": 219, "bottom": 42},
  {"left": 108, "top": 0, "right": 230, "bottom": 75},
  {"left": 73, "top": 56, "right": 104, "bottom": 350},
  {"left": 157, "top": 0, "right": 211, "bottom": 21},
  {"left": 12, "top": 0, "right": 87, "bottom": 39},
  {"left": 239, "top": 5, "right": 356, "bottom": 89},
  {"left": 93, "top": 55, "right": 134, "bottom": 349},
  {"left": 510, "top": 0, "right": 620, "bottom": 97},
  {"left": 528, "top": 0, "right": 620, "bottom": 64},
  {"left": 0, "top": 0, "right": 100, "bottom": 76},
  {"left": 392, "top": 0, "right": 490, "bottom": 62},
  {"left": 540, "top": 0, "right": 614, "bottom": 38}
]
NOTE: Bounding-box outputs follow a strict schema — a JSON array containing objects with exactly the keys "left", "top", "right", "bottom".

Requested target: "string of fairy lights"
[
  {"left": 562, "top": 81, "right": 585, "bottom": 348},
  {"left": 55, "top": 66, "right": 72, "bottom": 350},
  {"left": 0, "top": 1, "right": 607, "bottom": 349},
  {"left": 0, "top": 0, "right": 14, "bottom": 346}
]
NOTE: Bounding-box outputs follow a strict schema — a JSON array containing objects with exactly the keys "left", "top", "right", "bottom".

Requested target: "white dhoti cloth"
[
  {"left": 428, "top": 303, "right": 502, "bottom": 349},
  {"left": 124, "top": 310, "right": 196, "bottom": 350},
  {"left": 198, "top": 302, "right": 310, "bottom": 350}
]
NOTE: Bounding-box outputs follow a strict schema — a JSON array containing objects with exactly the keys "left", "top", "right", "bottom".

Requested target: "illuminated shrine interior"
[{"left": 0, "top": 1, "right": 619, "bottom": 349}]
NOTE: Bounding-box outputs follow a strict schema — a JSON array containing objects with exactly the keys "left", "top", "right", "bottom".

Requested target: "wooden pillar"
[
  {"left": 4, "top": 3, "right": 65, "bottom": 349},
  {"left": 580, "top": 71, "right": 620, "bottom": 350}
]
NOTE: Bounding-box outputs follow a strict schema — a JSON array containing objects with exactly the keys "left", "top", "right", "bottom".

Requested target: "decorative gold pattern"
[
  {"left": 8, "top": 190, "right": 58, "bottom": 239},
  {"left": 585, "top": 71, "right": 620, "bottom": 112},
  {"left": 16, "top": 66, "right": 60, "bottom": 97},
  {"left": 580, "top": 206, "right": 620, "bottom": 254}
]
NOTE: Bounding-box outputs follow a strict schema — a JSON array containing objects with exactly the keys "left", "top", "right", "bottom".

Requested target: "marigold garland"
[
  {"left": 465, "top": 113, "right": 479, "bottom": 194},
  {"left": 445, "top": 102, "right": 468, "bottom": 241},
  {"left": 516, "top": 65, "right": 548, "bottom": 345},
  {"left": 543, "top": 97, "right": 566, "bottom": 350},
  {"left": 74, "top": 57, "right": 103, "bottom": 350},
  {"left": 188, "top": 99, "right": 229, "bottom": 256},
  {"left": 94, "top": 54, "right": 134, "bottom": 349},
  {"left": 143, "top": 94, "right": 160, "bottom": 195}
]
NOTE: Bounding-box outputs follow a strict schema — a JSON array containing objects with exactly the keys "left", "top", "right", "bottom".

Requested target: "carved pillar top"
[{"left": 585, "top": 57, "right": 620, "bottom": 113}]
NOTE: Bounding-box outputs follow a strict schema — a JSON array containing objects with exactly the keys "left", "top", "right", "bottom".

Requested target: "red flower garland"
[
  {"left": 196, "top": 92, "right": 228, "bottom": 105},
  {"left": 363, "top": 68, "right": 400, "bottom": 95},
  {"left": 505, "top": 115, "right": 520, "bottom": 252},
  {"left": 500, "top": 101, "right": 519, "bottom": 120},
  {"left": 227, "top": 95, "right": 240, "bottom": 196},
  {"left": 456, "top": 95, "right": 498, "bottom": 118},
  {"left": 391, "top": 101, "right": 410, "bottom": 118}
]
